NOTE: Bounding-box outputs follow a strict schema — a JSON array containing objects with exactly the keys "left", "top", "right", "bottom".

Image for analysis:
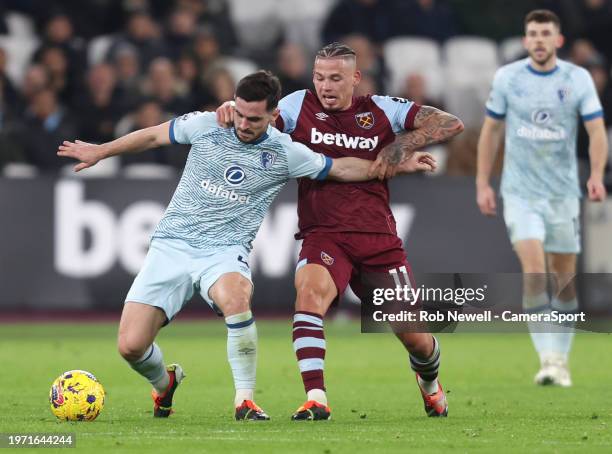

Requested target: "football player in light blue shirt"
[
  {"left": 58, "top": 71, "right": 435, "bottom": 420},
  {"left": 477, "top": 10, "right": 608, "bottom": 387}
]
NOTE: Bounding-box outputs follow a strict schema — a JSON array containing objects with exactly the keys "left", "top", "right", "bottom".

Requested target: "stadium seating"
[
  {"left": 500, "top": 36, "right": 526, "bottom": 63},
  {"left": 444, "top": 37, "right": 499, "bottom": 72},
  {"left": 0, "top": 35, "right": 39, "bottom": 85},
  {"left": 87, "top": 35, "right": 114, "bottom": 66},
  {"left": 0, "top": 3, "right": 609, "bottom": 180},
  {"left": 220, "top": 56, "right": 259, "bottom": 85},
  {"left": 383, "top": 37, "right": 443, "bottom": 99},
  {"left": 4, "top": 11, "right": 36, "bottom": 38},
  {"left": 443, "top": 37, "right": 499, "bottom": 128},
  {"left": 278, "top": 0, "right": 338, "bottom": 53},
  {"left": 228, "top": 0, "right": 282, "bottom": 51}
]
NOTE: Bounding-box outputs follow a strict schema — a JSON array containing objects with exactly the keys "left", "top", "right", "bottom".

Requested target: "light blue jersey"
[
  {"left": 152, "top": 111, "right": 332, "bottom": 249},
  {"left": 486, "top": 58, "right": 603, "bottom": 199}
]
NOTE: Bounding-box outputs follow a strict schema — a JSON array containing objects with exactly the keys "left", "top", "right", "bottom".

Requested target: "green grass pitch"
[{"left": 0, "top": 320, "right": 610, "bottom": 453}]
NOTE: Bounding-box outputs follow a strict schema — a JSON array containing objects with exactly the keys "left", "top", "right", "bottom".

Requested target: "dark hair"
[
  {"left": 316, "top": 42, "right": 356, "bottom": 59},
  {"left": 235, "top": 70, "right": 282, "bottom": 111},
  {"left": 525, "top": 9, "right": 561, "bottom": 30}
]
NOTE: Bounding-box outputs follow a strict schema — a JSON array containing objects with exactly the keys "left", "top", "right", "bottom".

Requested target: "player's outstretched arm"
[
  {"left": 57, "top": 121, "right": 172, "bottom": 172},
  {"left": 368, "top": 106, "right": 464, "bottom": 179},
  {"left": 476, "top": 116, "right": 505, "bottom": 216},
  {"left": 327, "top": 153, "right": 436, "bottom": 182},
  {"left": 327, "top": 157, "right": 378, "bottom": 182},
  {"left": 584, "top": 117, "right": 608, "bottom": 201}
]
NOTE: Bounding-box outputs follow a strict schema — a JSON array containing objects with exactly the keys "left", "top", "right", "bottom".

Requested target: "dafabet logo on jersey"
[
  {"left": 201, "top": 169, "right": 251, "bottom": 205},
  {"left": 517, "top": 109, "right": 566, "bottom": 141}
]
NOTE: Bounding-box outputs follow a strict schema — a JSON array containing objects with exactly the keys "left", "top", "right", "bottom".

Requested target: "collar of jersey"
[
  {"left": 233, "top": 127, "right": 269, "bottom": 145},
  {"left": 526, "top": 63, "right": 559, "bottom": 76}
]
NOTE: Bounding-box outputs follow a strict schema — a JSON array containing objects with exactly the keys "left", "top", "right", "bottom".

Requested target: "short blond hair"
[{"left": 316, "top": 42, "right": 356, "bottom": 61}]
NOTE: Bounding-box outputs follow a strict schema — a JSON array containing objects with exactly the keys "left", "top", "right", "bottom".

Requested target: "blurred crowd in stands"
[{"left": 0, "top": 0, "right": 611, "bottom": 179}]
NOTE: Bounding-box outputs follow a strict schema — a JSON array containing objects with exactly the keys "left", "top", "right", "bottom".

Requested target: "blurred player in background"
[
  {"left": 477, "top": 10, "right": 608, "bottom": 386},
  {"left": 218, "top": 42, "right": 464, "bottom": 420},
  {"left": 58, "top": 71, "right": 435, "bottom": 421}
]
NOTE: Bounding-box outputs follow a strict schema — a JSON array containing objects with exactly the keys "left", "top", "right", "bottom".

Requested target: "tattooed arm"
[{"left": 368, "top": 106, "right": 464, "bottom": 179}]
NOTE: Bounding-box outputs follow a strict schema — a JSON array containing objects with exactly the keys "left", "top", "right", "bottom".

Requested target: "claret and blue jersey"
[
  {"left": 275, "top": 89, "right": 420, "bottom": 237},
  {"left": 486, "top": 58, "right": 604, "bottom": 199},
  {"left": 152, "top": 111, "right": 332, "bottom": 249}
]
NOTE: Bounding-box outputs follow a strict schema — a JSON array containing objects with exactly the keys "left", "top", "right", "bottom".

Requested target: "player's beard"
[
  {"left": 530, "top": 47, "right": 554, "bottom": 67},
  {"left": 237, "top": 128, "right": 255, "bottom": 142}
]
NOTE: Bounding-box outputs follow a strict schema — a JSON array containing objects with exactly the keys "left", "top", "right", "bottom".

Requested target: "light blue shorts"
[
  {"left": 502, "top": 195, "right": 581, "bottom": 254},
  {"left": 125, "top": 238, "right": 252, "bottom": 322}
]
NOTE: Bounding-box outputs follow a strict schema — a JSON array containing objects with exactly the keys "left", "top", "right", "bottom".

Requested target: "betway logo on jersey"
[
  {"left": 517, "top": 126, "right": 566, "bottom": 141},
  {"left": 201, "top": 179, "right": 251, "bottom": 204},
  {"left": 311, "top": 128, "right": 379, "bottom": 151}
]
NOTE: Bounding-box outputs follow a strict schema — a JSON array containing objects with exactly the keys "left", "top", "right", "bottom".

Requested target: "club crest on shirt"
[
  {"left": 321, "top": 251, "right": 334, "bottom": 266},
  {"left": 260, "top": 151, "right": 277, "bottom": 169},
  {"left": 557, "top": 87, "right": 570, "bottom": 103},
  {"left": 355, "top": 112, "right": 375, "bottom": 129}
]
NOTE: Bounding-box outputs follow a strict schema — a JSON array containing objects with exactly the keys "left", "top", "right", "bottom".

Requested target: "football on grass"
[{"left": 49, "top": 370, "right": 105, "bottom": 421}]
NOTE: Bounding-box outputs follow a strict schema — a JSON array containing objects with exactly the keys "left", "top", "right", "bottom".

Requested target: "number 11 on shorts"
[{"left": 388, "top": 266, "right": 412, "bottom": 289}]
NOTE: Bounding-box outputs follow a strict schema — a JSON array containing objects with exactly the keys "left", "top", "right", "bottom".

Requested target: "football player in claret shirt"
[{"left": 218, "top": 43, "right": 463, "bottom": 420}]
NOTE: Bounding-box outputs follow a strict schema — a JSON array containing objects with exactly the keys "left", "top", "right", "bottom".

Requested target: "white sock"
[
  {"left": 226, "top": 311, "right": 257, "bottom": 407},
  {"left": 523, "top": 292, "right": 552, "bottom": 364},
  {"left": 417, "top": 375, "right": 439, "bottom": 395},
  {"left": 307, "top": 388, "right": 327, "bottom": 405},
  {"left": 234, "top": 389, "right": 254, "bottom": 407},
  {"left": 550, "top": 297, "right": 578, "bottom": 362},
  {"left": 128, "top": 343, "right": 169, "bottom": 394}
]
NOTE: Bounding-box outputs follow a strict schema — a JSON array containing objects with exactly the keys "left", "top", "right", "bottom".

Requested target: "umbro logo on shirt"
[{"left": 315, "top": 112, "right": 329, "bottom": 121}]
